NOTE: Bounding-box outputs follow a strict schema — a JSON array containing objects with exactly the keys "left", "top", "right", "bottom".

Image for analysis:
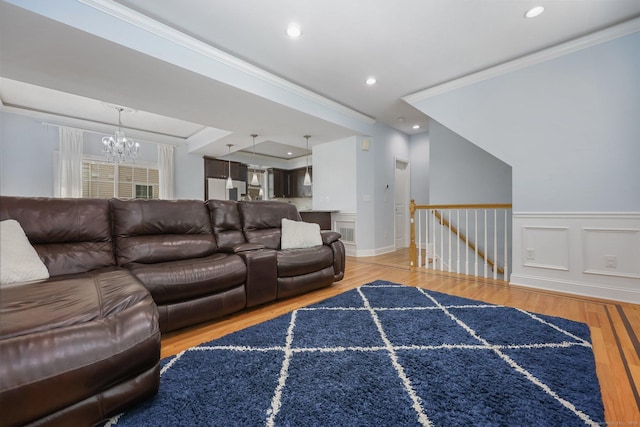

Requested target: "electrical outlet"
[
  {"left": 526, "top": 248, "right": 535, "bottom": 260},
  {"left": 605, "top": 255, "right": 617, "bottom": 268}
]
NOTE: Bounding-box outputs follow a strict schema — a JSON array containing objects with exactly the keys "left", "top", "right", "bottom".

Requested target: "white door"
[{"left": 395, "top": 160, "right": 409, "bottom": 249}]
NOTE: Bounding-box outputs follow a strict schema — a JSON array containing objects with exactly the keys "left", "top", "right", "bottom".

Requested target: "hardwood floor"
[{"left": 161, "top": 249, "right": 640, "bottom": 423}]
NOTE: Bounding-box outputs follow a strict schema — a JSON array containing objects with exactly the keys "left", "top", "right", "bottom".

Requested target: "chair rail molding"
[{"left": 510, "top": 212, "right": 640, "bottom": 304}]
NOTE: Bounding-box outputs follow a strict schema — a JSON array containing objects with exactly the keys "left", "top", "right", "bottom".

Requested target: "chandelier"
[{"left": 102, "top": 107, "right": 140, "bottom": 163}]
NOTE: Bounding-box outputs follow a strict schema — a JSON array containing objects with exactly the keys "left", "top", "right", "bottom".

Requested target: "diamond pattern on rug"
[{"left": 107, "top": 280, "right": 605, "bottom": 427}]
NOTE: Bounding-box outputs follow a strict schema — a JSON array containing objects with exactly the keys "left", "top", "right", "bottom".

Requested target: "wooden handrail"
[
  {"left": 412, "top": 203, "right": 512, "bottom": 210},
  {"left": 409, "top": 200, "right": 512, "bottom": 276}
]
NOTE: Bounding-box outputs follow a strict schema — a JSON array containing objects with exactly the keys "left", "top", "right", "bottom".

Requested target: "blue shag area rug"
[{"left": 105, "top": 280, "right": 605, "bottom": 426}]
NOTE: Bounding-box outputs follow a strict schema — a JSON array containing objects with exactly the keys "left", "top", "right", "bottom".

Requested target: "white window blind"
[{"left": 82, "top": 160, "right": 159, "bottom": 199}]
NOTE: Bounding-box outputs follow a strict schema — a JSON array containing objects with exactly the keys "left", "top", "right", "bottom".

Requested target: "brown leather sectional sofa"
[{"left": 0, "top": 196, "right": 345, "bottom": 427}]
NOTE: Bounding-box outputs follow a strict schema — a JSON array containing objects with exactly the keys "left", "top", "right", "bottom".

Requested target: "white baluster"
[
  {"left": 465, "top": 210, "right": 469, "bottom": 275},
  {"left": 432, "top": 210, "right": 437, "bottom": 270},
  {"left": 447, "top": 209, "right": 452, "bottom": 273},
  {"left": 417, "top": 210, "right": 422, "bottom": 268},
  {"left": 484, "top": 209, "right": 488, "bottom": 278},
  {"left": 456, "top": 210, "right": 460, "bottom": 274},
  {"left": 440, "top": 210, "right": 445, "bottom": 272},
  {"left": 504, "top": 209, "right": 509, "bottom": 281},
  {"left": 474, "top": 209, "right": 478, "bottom": 277},
  {"left": 425, "top": 209, "right": 429, "bottom": 270},
  {"left": 493, "top": 209, "right": 498, "bottom": 280}
]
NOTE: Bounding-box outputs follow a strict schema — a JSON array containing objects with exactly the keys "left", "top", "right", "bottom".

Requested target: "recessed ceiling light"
[
  {"left": 524, "top": 6, "right": 544, "bottom": 18},
  {"left": 287, "top": 152, "right": 293, "bottom": 156},
  {"left": 286, "top": 23, "right": 302, "bottom": 38},
  {"left": 365, "top": 77, "right": 377, "bottom": 85},
  {"left": 413, "top": 125, "right": 420, "bottom": 130}
]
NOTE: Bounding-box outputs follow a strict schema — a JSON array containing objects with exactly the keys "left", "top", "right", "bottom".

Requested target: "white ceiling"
[{"left": 1, "top": 0, "right": 640, "bottom": 159}]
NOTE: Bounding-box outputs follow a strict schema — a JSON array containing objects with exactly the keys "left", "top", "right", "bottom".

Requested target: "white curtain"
[
  {"left": 55, "top": 127, "right": 83, "bottom": 198},
  {"left": 158, "top": 144, "right": 175, "bottom": 200}
]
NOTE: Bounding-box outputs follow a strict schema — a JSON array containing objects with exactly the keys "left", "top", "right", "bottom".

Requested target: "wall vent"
[
  {"left": 339, "top": 226, "right": 355, "bottom": 243},
  {"left": 334, "top": 215, "right": 356, "bottom": 246}
]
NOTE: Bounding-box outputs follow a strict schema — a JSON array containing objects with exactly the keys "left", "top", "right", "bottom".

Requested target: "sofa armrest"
[
  {"left": 218, "top": 243, "right": 266, "bottom": 253},
  {"left": 238, "top": 249, "right": 277, "bottom": 307},
  {"left": 320, "top": 231, "right": 341, "bottom": 245}
]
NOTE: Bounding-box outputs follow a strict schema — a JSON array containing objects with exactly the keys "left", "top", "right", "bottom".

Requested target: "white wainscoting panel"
[
  {"left": 583, "top": 228, "right": 640, "bottom": 279},
  {"left": 511, "top": 213, "right": 640, "bottom": 304},
  {"left": 522, "top": 226, "right": 569, "bottom": 271}
]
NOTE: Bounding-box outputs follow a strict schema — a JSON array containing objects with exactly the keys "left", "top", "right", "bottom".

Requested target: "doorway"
[{"left": 394, "top": 159, "right": 410, "bottom": 249}]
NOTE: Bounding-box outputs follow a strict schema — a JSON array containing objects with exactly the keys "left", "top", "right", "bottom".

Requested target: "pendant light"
[
  {"left": 225, "top": 144, "right": 233, "bottom": 189},
  {"left": 303, "top": 135, "right": 312, "bottom": 186},
  {"left": 250, "top": 134, "right": 260, "bottom": 186}
]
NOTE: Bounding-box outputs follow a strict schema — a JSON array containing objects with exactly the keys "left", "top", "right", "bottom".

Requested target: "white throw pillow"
[
  {"left": 281, "top": 218, "right": 322, "bottom": 249},
  {"left": 0, "top": 219, "right": 49, "bottom": 286}
]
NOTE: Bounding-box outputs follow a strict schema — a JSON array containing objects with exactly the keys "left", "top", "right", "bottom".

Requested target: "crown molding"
[
  {"left": 76, "top": 0, "right": 375, "bottom": 126},
  {"left": 403, "top": 17, "right": 640, "bottom": 104}
]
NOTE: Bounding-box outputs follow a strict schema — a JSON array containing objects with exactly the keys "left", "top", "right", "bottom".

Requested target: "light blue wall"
[
  {"left": 1, "top": 113, "right": 57, "bottom": 196},
  {"left": 409, "top": 131, "right": 429, "bottom": 204},
  {"left": 313, "top": 137, "right": 357, "bottom": 212},
  {"left": 175, "top": 144, "right": 205, "bottom": 200},
  {"left": 429, "top": 119, "right": 512, "bottom": 204},
  {"left": 369, "top": 122, "right": 411, "bottom": 252},
  {"left": 411, "top": 32, "right": 640, "bottom": 212},
  {"left": 355, "top": 134, "right": 377, "bottom": 253}
]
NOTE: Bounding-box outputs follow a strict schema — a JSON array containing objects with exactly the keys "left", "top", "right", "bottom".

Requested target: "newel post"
[{"left": 409, "top": 199, "right": 416, "bottom": 267}]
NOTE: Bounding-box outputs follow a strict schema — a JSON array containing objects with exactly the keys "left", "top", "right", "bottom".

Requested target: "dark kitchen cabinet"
[
  {"left": 204, "top": 157, "right": 247, "bottom": 181},
  {"left": 270, "top": 167, "right": 312, "bottom": 198},
  {"left": 271, "top": 169, "right": 289, "bottom": 198},
  {"left": 292, "top": 167, "right": 312, "bottom": 198}
]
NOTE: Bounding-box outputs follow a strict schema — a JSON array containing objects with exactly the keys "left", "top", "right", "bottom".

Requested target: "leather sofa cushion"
[
  {"left": 277, "top": 266, "right": 336, "bottom": 299},
  {"left": 124, "top": 253, "right": 246, "bottom": 305},
  {"left": 0, "top": 197, "right": 115, "bottom": 276},
  {"left": 277, "top": 246, "right": 334, "bottom": 277},
  {"left": 112, "top": 199, "right": 216, "bottom": 264},
  {"left": 238, "top": 201, "right": 301, "bottom": 249},
  {"left": 0, "top": 268, "right": 160, "bottom": 426},
  {"left": 207, "top": 200, "right": 246, "bottom": 248}
]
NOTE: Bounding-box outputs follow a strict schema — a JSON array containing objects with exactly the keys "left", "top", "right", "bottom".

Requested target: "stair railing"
[{"left": 409, "top": 200, "right": 512, "bottom": 281}]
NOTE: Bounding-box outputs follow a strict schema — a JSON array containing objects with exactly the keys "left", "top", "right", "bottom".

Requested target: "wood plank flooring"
[{"left": 161, "top": 249, "right": 640, "bottom": 424}]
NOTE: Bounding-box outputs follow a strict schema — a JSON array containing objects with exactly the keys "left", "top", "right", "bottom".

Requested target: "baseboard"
[
  {"left": 350, "top": 244, "right": 397, "bottom": 258},
  {"left": 510, "top": 273, "right": 640, "bottom": 304}
]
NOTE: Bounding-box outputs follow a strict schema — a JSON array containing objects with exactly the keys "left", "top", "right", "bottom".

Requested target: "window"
[
  {"left": 82, "top": 160, "right": 159, "bottom": 199},
  {"left": 135, "top": 185, "right": 153, "bottom": 199}
]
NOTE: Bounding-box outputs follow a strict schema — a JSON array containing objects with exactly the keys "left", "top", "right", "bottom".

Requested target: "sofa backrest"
[
  {"left": 237, "top": 201, "right": 301, "bottom": 249},
  {"left": 0, "top": 196, "right": 115, "bottom": 276},
  {"left": 111, "top": 199, "right": 216, "bottom": 264},
  {"left": 206, "top": 200, "right": 246, "bottom": 248}
]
